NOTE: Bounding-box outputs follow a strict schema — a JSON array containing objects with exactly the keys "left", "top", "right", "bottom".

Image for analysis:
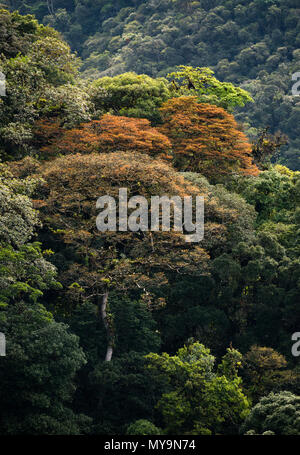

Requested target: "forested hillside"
[
  {"left": 4, "top": 0, "right": 300, "bottom": 170},
  {"left": 0, "top": 6, "right": 299, "bottom": 436}
]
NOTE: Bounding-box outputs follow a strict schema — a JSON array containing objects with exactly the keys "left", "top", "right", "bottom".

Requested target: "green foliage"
[
  {"left": 0, "top": 164, "right": 40, "bottom": 246},
  {"left": 0, "top": 9, "right": 92, "bottom": 160},
  {"left": 0, "top": 8, "right": 59, "bottom": 58},
  {"left": 89, "top": 352, "right": 164, "bottom": 434},
  {"left": 27, "top": 36, "right": 80, "bottom": 85},
  {"left": 0, "top": 301, "right": 90, "bottom": 434},
  {"left": 228, "top": 166, "right": 300, "bottom": 257},
  {"left": 0, "top": 243, "right": 61, "bottom": 306},
  {"left": 89, "top": 72, "right": 171, "bottom": 123},
  {"left": 184, "top": 172, "right": 257, "bottom": 248},
  {"left": 0, "top": 164, "right": 60, "bottom": 311},
  {"left": 242, "top": 391, "right": 300, "bottom": 435},
  {"left": 68, "top": 295, "right": 161, "bottom": 365},
  {"left": 146, "top": 342, "right": 250, "bottom": 434},
  {"left": 234, "top": 59, "right": 300, "bottom": 170},
  {"left": 168, "top": 66, "right": 253, "bottom": 111},
  {"left": 126, "top": 419, "right": 162, "bottom": 435},
  {"left": 242, "top": 346, "right": 298, "bottom": 403}
]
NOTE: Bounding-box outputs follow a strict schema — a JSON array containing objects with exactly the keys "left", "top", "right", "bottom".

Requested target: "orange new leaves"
[
  {"left": 159, "top": 96, "right": 259, "bottom": 180},
  {"left": 95, "top": 115, "right": 172, "bottom": 159},
  {"left": 35, "top": 97, "right": 258, "bottom": 183},
  {"left": 39, "top": 114, "right": 172, "bottom": 160}
]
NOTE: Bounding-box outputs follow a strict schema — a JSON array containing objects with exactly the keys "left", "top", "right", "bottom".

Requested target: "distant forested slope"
[{"left": 3, "top": 1, "right": 300, "bottom": 168}]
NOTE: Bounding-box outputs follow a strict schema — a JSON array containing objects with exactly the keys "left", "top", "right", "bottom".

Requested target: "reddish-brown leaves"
[
  {"left": 159, "top": 96, "right": 259, "bottom": 179},
  {"left": 38, "top": 114, "right": 172, "bottom": 160}
]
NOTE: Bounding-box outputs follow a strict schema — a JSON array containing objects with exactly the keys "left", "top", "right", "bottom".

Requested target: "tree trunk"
[
  {"left": 47, "top": 0, "right": 56, "bottom": 19},
  {"left": 99, "top": 288, "right": 114, "bottom": 361}
]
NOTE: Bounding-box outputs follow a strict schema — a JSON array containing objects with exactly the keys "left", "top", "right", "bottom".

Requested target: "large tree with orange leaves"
[
  {"left": 159, "top": 96, "right": 259, "bottom": 181},
  {"left": 27, "top": 150, "right": 247, "bottom": 361},
  {"left": 33, "top": 151, "right": 214, "bottom": 361},
  {"left": 38, "top": 114, "right": 172, "bottom": 160}
]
